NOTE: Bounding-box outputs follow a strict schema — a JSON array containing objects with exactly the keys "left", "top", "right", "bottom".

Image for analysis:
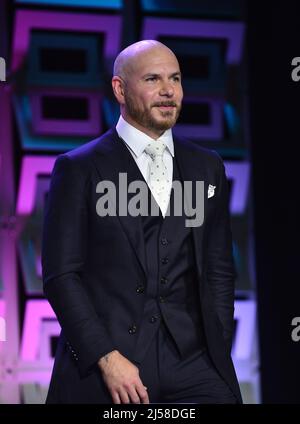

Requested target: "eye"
[
  {"left": 145, "top": 76, "right": 157, "bottom": 82},
  {"left": 172, "top": 76, "right": 181, "bottom": 82}
]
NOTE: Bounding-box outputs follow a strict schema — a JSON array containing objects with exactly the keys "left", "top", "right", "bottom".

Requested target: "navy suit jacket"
[{"left": 42, "top": 127, "right": 242, "bottom": 403}]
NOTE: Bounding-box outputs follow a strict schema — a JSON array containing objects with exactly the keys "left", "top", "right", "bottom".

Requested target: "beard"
[{"left": 124, "top": 90, "right": 181, "bottom": 133}]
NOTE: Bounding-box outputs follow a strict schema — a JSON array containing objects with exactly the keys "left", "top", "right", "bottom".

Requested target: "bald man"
[{"left": 42, "top": 40, "right": 242, "bottom": 404}]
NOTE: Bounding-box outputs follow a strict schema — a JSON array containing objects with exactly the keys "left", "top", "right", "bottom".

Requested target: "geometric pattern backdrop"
[{"left": 0, "top": 0, "right": 260, "bottom": 403}]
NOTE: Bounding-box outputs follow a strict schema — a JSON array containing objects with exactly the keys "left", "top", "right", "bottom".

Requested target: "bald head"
[
  {"left": 111, "top": 39, "right": 183, "bottom": 139},
  {"left": 113, "top": 40, "right": 178, "bottom": 81}
]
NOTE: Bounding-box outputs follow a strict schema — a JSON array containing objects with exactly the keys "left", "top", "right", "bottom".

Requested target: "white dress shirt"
[{"left": 116, "top": 115, "right": 174, "bottom": 217}]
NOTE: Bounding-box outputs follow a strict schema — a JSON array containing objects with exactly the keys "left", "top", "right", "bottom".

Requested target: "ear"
[{"left": 111, "top": 76, "right": 125, "bottom": 105}]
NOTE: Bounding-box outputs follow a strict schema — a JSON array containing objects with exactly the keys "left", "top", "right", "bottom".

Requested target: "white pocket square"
[{"left": 208, "top": 184, "right": 216, "bottom": 198}]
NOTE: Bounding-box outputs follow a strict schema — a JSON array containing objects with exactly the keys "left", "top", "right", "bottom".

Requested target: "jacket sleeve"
[
  {"left": 205, "top": 155, "right": 236, "bottom": 352},
  {"left": 42, "top": 154, "right": 116, "bottom": 377}
]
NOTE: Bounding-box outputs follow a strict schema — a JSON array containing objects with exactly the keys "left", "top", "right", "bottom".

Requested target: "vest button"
[
  {"left": 160, "top": 277, "right": 168, "bottom": 284},
  {"left": 149, "top": 315, "right": 157, "bottom": 323},
  {"left": 136, "top": 285, "right": 144, "bottom": 293},
  {"left": 128, "top": 325, "right": 137, "bottom": 334},
  {"left": 161, "top": 238, "right": 168, "bottom": 246},
  {"left": 161, "top": 257, "right": 169, "bottom": 265}
]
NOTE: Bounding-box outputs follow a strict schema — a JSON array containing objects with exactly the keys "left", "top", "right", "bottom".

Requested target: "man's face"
[{"left": 122, "top": 47, "right": 183, "bottom": 138}]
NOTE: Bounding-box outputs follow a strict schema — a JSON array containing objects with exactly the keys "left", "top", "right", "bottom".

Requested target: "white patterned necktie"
[{"left": 144, "top": 140, "right": 170, "bottom": 216}]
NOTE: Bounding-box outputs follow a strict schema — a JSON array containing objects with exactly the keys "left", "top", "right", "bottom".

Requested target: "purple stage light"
[
  {"left": 16, "top": 156, "right": 56, "bottom": 216},
  {"left": 175, "top": 97, "right": 223, "bottom": 140},
  {"left": 143, "top": 17, "right": 245, "bottom": 65},
  {"left": 12, "top": 10, "right": 122, "bottom": 71},
  {"left": 224, "top": 161, "right": 250, "bottom": 215},
  {"left": 30, "top": 89, "right": 102, "bottom": 136},
  {"left": 20, "top": 300, "right": 57, "bottom": 361}
]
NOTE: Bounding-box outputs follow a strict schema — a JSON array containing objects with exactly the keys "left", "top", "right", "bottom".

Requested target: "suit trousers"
[{"left": 132, "top": 320, "right": 238, "bottom": 404}]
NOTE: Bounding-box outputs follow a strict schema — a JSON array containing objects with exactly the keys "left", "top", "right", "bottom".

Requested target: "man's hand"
[{"left": 98, "top": 350, "right": 150, "bottom": 404}]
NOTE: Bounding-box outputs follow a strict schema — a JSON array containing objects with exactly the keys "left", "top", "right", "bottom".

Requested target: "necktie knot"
[{"left": 144, "top": 140, "right": 166, "bottom": 160}]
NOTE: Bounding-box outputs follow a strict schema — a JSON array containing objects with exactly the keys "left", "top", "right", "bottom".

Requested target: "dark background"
[{"left": 248, "top": 1, "right": 300, "bottom": 403}]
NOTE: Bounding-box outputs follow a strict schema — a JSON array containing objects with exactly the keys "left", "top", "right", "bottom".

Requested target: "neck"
[{"left": 121, "top": 114, "right": 166, "bottom": 140}]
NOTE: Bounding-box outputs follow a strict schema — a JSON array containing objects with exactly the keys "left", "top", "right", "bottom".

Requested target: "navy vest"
[{"left": 132, "top": 154, "right": 206, "bottom": 364}]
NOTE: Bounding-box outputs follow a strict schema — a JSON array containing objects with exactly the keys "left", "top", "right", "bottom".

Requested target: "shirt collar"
[{"left": 116, "top": 115, "right": 174, "bottom": 158}]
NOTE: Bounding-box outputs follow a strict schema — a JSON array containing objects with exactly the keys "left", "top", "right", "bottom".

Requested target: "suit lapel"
[{"left": 92, "top": 128, "right": 147, "bottom": 277}]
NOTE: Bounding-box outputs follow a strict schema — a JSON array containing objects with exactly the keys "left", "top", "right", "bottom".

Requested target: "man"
[{"left": 42, "top": 40, "right": 242, "bottom": 404}]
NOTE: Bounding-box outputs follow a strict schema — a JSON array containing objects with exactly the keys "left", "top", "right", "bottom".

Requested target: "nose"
[{"left": 159, "top": 80, "right": 174, "bottom": 97}]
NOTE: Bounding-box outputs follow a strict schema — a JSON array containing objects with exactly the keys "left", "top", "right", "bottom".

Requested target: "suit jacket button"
[
  {"left": 160, "top": 277, "right": 168, "bottom": 284},
  {"left": 136, "top": 285, "right": 145, "bottom": 293},
  {"left": 159, "top": 296, "right": 165, "bottom": 303},
  {"left": 149, "top": 316, "right": 157, "bottom": 323},
  {"left": 128, "top": 325, "right": 137, "bottom": 334}
]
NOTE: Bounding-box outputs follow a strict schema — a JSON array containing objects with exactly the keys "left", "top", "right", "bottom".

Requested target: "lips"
[
  {"left": 154, "top": 104, "right": 176, "bottom": 111},
  {"left": 157, "top": 105, "right": 175, "bottom": 110},
  {"left": 153, "top": 102, "right": 176, "bottom": 106}
]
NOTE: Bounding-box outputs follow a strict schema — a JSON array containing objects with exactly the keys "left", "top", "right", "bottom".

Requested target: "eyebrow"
[{"left": 142, "top": 72, "right": 182, "bottom": 78}]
